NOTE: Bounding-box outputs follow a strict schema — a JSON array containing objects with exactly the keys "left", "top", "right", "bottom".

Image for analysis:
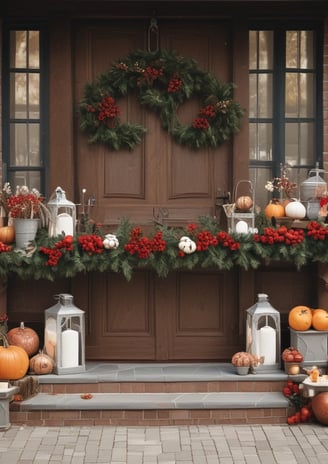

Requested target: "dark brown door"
[
  {"left": 73, "top": 20, "right": 241, "bottom": 360},
  {"left": 85, "top": 269, "right": 241, "bottom": 361}
]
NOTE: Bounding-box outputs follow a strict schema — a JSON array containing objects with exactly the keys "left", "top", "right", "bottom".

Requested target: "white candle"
[
  {"left": 235, "top": 220, "right": 248, "bottom": 234},
  {"left": 56, "top": 213, "right": 74, "bottom": 236},
  {"left": 259, "top": 326, "right": 276, "bottom": 365},
  {"left": 61, "top": 329, "right": 79, "bottom": 368}
]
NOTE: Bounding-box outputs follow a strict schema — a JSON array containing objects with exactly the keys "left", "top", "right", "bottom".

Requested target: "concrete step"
[
  {"left": 8, "top": 363, "right": 295, "bottom": 426},
  {"left": 14, "top": 391, "right": 290, "bottom": 410}
]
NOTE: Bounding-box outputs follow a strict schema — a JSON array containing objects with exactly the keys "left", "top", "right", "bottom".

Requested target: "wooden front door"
[
  {"left": 84, "top": 269, "right": 240, "bottom": 361},
  {"left": 73, "top": 20, "right": 242, "bottom": 360}
]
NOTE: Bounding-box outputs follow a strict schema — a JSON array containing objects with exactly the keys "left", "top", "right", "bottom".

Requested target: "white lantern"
[
  {"left": 47, "top": 187, "right": 76, "bottom": 237},
  {"left": 44, "top": 293, "right": 85, "bottom": 375},
  {"left": 246, "top": 293, "right": 281, "bottom": 370}
]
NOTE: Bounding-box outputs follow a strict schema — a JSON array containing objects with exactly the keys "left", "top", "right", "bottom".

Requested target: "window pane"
[
  {"left": 10, "top": 73, "right": 27, "bottom": 119},
  {"left": 10, "top": 31, "right": 27, "bottom": 68},
  {"left": 9, "top": 123, "right": 40, "bottom": 166},
  {"left": 29, "top": 73, "right": 40, "bottom": 118},
  {"left": 249, "top": 167, "right": 273, "bottom": 208},
  {"left": 249, "top": 31, "right": 257, "bottom": 69},
  {"left": 259, "top": 31, "right": 273, "bottom": 69},
  {"left": 285, "top": 72, "right": 298, "bottom": 117},
  {"left": 286, "top": 31, "right": 298, "bottom": 68},
  {"left": 258, "top": 74, "right": 272, "bottom": 118},
  {"left": 286, "top": 73, "right": 315, "bottom": 118},
  {"left": 300, "top": 31, "right": 314, "bottom": 68},
  {"left": 300, "top": 73, "right": 314, "bottom": 117},
  {"left": 249, "top": 123, "right": 272, "bottom": 161},
  {"left": 285, "top": 122, "right": 315, "bottom": 165},
  {"left": 28, "top": 31, "right": 40, "bottom": 69},
  {"left": 10, "top": 172, "right": 41, "bottom": 191}
]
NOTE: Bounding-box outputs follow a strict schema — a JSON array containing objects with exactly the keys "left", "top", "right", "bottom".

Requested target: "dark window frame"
[
  {"left": 2, "top": 21, "right": 49, "bottom": 194},
  {"left": 249, "top": 20, "right": 324, "bottom": 181}
]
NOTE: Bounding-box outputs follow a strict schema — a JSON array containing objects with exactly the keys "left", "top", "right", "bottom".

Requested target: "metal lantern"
[
  {"left": 246, "top": 293, "right": 281, "bottom": 370},
  {"left": 48, "top": 186, "right": 76, "bottom": 237},
  {"left": 44, "top": 293, "right": 85, "bottom": 374}
]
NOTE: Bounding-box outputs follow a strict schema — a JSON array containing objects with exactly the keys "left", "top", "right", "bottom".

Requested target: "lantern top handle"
[{"left": 54, "top": 293, "right": 74, "bottom": 304}]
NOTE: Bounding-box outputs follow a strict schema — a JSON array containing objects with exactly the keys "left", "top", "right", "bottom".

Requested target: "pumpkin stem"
[
  {"left": 0, "top": 332, "right": 9, "bottom": 348},
  {"left": 20, "top": 321, "right": 25, "bottom": 330}
]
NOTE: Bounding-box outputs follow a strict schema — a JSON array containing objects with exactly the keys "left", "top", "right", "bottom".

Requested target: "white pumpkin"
[
  {"left": 285, "top": 201, "right": 306, "bottom": 219},
  {"left": 178, "top": 236, "right": 197, "bottom": 254},
  {"left": 103, "top": 233, "right": 119, "bottom": 249}
]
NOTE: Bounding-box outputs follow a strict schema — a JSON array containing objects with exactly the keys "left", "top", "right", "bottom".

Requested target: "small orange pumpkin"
[
  {"left": 312, "top": 309, "right": 328, "bottom": 331},
  {"left": 0, "top": 225, "right": 15, "bottom": 244},
  {"left": 264, "top": 201, "right": 285, "bottom": 219},
  {"left": 0, "top": 333, "right": 29, "bottom": 380},
  {"left": 288, "top": 305, "right": 313, "bottom": 331},
  {"left": 7, "top": 322, "right": 40, "bottom": 357}
]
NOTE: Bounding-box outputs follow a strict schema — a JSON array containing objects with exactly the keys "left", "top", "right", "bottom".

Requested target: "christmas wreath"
[{"left": 78, "top": 49, "right": 244, "bottom": 151}]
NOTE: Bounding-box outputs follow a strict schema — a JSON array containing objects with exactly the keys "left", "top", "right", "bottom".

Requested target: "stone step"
[
  {"left": 9, "top": 391, "right": 290, "bottom": 426},
  {"left": 8, "top": 363, "right": 295, "bottom": 426},
  {"left": 14, "top": 391, "right": 290, "bottom": 410}
]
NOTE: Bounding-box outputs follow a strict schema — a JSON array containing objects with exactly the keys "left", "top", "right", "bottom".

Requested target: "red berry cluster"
[
  {"left": 7, "top": 194, "right": 41, "bottom": 218},
  {"left": 283, "top": 380, "right": 312, "bottom": 425},
  {"left": 216, "top": 231, "right": 241, "bottom": 251},
  {"left": 78, "top": 234, "right": 104, "bottom": 255},
  {"left": 196, "top": 230, "right": 218, "bottom": 251},
  {"left": 168, "top": 77, "right": 182, "bottom": 93},
  {"left": 150, "top": 231, "right": 167, "bottom": 252},
  {"left": 143, "top": 66, "right": 163, "bottom": 83},
  {"left": 97, "top": 96, "right": 120, "bottom": 121},
  {"left": 0, "top": 241, "right": 12, "bottom": 252},
  {"left": 192, "top": 117, "right": 210, "bottom": 130},
  {"left": 254, "top": 226, "right": 304, "bottom": 246},
  {"left": 40, "top": 235, "right": 74, "bottom": 266},
  {"left": 124, "top": 228, "right": 166, "bottom": 259},
  {"left": 199, "top": 105, "right": 216, "bottom": 118},
  {"left": 306, "top": 221, "right": 328, "bottom": 240}
]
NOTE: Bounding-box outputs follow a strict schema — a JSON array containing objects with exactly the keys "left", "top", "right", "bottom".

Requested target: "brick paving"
[{"left": 1, "top": 423, "right": 328, "bottom": 463}]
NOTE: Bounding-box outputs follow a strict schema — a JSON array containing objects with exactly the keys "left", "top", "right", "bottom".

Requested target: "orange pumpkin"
[
  {"left": 0, "top": 225, "right": 15, "bottom": 244},
  {"left": 288, "top": 305, "right": 313, "bottom": 331},
  {"left": 264, "top": 201, "right": 285, "bottom": 219},
  {"left": 312, "top": 309, "right": 328, "bottom": 331},
  {"left": 7, "top": 322, "right": 40, "bottom": 357},
  {"left": 0, "top": 333, "right": 29, "bottom": 380}
]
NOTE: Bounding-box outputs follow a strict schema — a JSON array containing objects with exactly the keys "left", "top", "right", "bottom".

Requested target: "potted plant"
[
  {"left": 6, "top": 185, "right": 50, "bottom": 249},
  {"left": 231, "top": 351, "right": 264, "bottom": 375}
]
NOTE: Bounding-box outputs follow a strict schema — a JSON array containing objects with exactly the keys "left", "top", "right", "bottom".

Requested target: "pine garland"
[
  {"left": 78, "top": 49, "right": 244, "bottom": 151},
  {"left": 0, "top": 217, "right": 328, "bottom": 282}
]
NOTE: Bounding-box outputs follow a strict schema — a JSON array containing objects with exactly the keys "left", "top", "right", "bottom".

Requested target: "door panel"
[{"left": 73, "top": 20, "right": 232, "bottom": 227}]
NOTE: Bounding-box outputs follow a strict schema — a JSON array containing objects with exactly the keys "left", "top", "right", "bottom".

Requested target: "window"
[
  {"left": 249, "top": 25, "right": 323, "bottom": 207},
  {"left": 2, "top": 25, "right": 48, "bottom": 193}
]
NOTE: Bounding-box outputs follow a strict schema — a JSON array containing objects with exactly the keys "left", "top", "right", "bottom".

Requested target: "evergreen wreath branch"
[{"left": 79, "top": 49, "right": 244, "bottom": 151}]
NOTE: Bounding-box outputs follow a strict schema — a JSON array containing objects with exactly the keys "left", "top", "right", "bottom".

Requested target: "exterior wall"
[{"left": 324, "top": 17, "right": 328, "bottom": 172}]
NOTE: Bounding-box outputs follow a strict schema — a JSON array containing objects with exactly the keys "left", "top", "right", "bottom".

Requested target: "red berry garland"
[{"left": 254, "top": 226, "right": 304, "bottom": 246}]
